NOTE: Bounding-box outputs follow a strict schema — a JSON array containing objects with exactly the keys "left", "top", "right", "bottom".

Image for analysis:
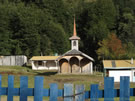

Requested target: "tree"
[
  {"left": 8, "top": 3, "right": 41, "bottom": 57},
  {"left": 15, "top": 42, "right": 22, "bottom": 55},
  {"left": 95, "top": 0, "right": 117, "bottom": 30},
  {"left": 75, "top": 0, "right": 116, "bottom": 63},
  {"left": 124, "top": 42, "right": 135, "bottom": 58},
  {"left": 45, "top": 22, "right": 70, "bottom": 55},
  {"left": 115, "top": 7, "right": 135, "bottom": 43},
  {"left": 113, "top": 0, "right": 135, "bottom": 44},
  {"left": 0, "top": 4, "right": 11, "bottom": 55},
  {"left": 97, "top": 33, "right": 126, "bottom": 59}
]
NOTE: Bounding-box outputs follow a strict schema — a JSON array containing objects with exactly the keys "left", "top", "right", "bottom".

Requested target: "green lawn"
[
  {"left": 0, "top": 66, "right": 135, "bottom": 101},
  {"left": 0, "top": 66, "right": 104, "bottom": 90}
]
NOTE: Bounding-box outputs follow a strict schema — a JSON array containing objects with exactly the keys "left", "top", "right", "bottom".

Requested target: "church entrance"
[
  {"left": 80, "top": 58, "right": 90, "bottom": 73},
  {"left": 70, "top": 57, "right": 80, "bottom": 73},
  {"left": 59, "top": 59, "right": 69, "bottom": 73}
]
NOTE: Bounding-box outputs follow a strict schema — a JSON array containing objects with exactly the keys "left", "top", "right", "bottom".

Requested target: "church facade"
[{"left": 30, "top": 18, "right": 94, "bottom": 74}]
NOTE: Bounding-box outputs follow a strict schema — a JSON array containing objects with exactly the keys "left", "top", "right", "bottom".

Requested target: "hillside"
[{"left": 0, "top": 0, "right": 135, "bottom": 66}]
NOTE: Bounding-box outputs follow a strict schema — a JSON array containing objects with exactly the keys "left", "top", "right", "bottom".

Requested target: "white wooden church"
[{"left": 30, "top": 18, "right": 94, "bottom": 74}]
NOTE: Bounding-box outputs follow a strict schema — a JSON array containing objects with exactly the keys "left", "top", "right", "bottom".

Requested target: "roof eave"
[
  {"left": 69, "top": 36, "right": 80, "bottom": 40},
  {"left": 81, "top": 53, "right": 94, "bottom": 61},
  {"left": 56, "top": 49, "right": 94, "bottom": 61}
]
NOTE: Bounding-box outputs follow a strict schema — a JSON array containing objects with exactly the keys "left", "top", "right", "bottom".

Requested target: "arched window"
[{"left": 73, "top": 41, "right": 76, "bottom": 46}]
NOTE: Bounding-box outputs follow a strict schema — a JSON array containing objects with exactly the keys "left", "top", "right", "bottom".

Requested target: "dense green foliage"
[{"left": 0, "top": 0, "right": 135, "bottom": 66}]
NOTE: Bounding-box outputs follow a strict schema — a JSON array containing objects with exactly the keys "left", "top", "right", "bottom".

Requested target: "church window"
[{"left": 73, "top": 41, "right": 76, "bottom": 46}]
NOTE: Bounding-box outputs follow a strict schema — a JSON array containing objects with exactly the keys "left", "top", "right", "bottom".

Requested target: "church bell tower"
[{"left": 69, "top": 18, "right": 80, "bottom": 50}]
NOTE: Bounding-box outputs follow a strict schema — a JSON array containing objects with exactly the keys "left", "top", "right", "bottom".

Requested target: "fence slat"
[
  {"left": 130, "top": 88, "right": 135, "bottom": 96},
  {"left": 114, "top": 89, "right": 119, "bottom": 97},
  {"left": 64, "top": 84, "right": 73, "bottom": 101},
  {"left": 85, "top": 91, "right": 89, "bottom": 99},
  {"left": 58, "top": 89, "right": 63, "bottom": 97},
  {"left": 34, "top": 76, "right": 44, "bottom": 101},
  {"left": 90, "top": 84, "right": 99, "bottom": 101},
  {"left": 0, "top": 75, "right": 2, "bottom": 101},
  {"left": 50, "top": 83, "right": 58, "bottom": 101},
  {"left": 20, "top": 76, "right": 28, "bottom": 101},
  {"left": 98, "top": 90, "right": 103, "bottom": 98},
  {"left": 75, "top": 85, "right": 85, "bottom": 101},
  {"left": 120, "top": 76, "right": 130, "bottom": 101},
  {"left": 7, "top": 75, "right": 14, "bottom": 101},
  {"left": 104, "top": 77, "right": 114, "bottom": 101},
  {"left": 130, "top": 88, "right": 133, "bottom": 96}
]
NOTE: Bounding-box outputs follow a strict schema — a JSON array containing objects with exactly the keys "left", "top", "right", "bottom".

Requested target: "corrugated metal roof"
[
  {"left": 103, "top": 60, "right": 135, "bottom": 68},
  {"left": 30, "top": 56, "right": 60, "bottom": 61}
]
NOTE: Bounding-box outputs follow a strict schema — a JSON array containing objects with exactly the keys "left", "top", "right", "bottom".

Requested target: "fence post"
[
  {"left": 50, "top": 83, "right": 58, "bottom": 101},
  {"left": 90, "top": 84, "right": 99, "bottom": 101},
  {"left": 20, "top": 76, "right": 28, "bottom": 101},
  {"left": 75, "top": 85, "right": 85, "bottom": 101},
  {"left": 120, "top": 76, "right": 130, "bottom": 101},
  {"left": 64, "top": 84, "right": 73, "bottom": 101},
  {"left": 7, "top": 75, "right": 14, "bottom": 101},
  {"left": 34, "top": 76, "right": 44, "bottom": 101},
  {"left": 104, "top": 77, "right": 114, "bottom": 101}
]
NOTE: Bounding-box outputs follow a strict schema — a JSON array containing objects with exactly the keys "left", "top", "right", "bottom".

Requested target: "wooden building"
[
  {"left": 56, "top": 49, "right": 94, "bottom": 74},
  {"left": 31, "top": 18, "right": 94, "bottom": 74},
  {"left": 57, "top": 18, "right": 94, "bottom": 74}
]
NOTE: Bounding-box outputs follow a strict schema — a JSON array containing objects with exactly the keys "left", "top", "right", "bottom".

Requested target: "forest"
[{"left": 0, "top": 0, "right": 135, "bottom": 66}]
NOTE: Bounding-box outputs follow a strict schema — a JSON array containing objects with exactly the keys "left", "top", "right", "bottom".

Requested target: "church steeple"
[
  {"left": 73, "top": 17, "right": 77, "bottom": 36},
  {"left": 69, "top": 18, "right": 80, "bottom": 50}
]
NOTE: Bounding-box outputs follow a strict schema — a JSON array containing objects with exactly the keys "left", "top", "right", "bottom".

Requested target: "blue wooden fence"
[{"left": 0, "top": 75, "right": 134, "bottom": 101}]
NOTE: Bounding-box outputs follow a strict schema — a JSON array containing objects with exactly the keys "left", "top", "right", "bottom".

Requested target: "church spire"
[
  {"left": 69, "top": 17, "right": 80, "bottom": 40},
  {"left": 69, "top": 17, "right": 80, "bottom": 50},
  {"left": 73, "top": 17, "right": 77, "bottom": 36}
]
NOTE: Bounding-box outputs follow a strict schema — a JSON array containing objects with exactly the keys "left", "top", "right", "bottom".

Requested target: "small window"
[
  {"left": 73, "top": 41, "right": 76, "bottom": 46},
  {"left": 38, "top": 61, "right": 43, "bottom": 66}
]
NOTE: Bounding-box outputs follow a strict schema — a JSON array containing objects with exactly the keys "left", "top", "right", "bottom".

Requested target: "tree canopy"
[{"left": 0, "top": 0, "right": 135, "bottom": 66}]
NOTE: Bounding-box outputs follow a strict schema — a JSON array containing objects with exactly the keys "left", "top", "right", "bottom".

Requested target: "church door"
[
  {"left": 59, "top": 59, "right": 69, "bottom": 73},
  {"left": 70, "top": 57, "right": 80, "bottom": 73}
]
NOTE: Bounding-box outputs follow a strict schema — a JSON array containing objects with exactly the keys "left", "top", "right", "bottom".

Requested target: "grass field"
[
  {"left": 0, "top": 66, "right": 105, "bottom": 90},
  {"left": 0, "top": 66, "right": 135, "bottom": 101}
]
